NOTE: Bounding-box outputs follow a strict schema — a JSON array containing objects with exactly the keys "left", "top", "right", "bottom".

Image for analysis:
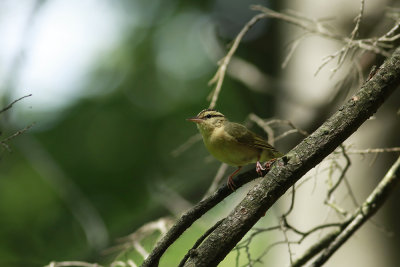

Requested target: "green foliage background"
[
  {"left": 0, "top": 0, "right": 284, "bottom": 265},
  {"left": 1, "top": 0, "right": 399, "bottom": 266}
]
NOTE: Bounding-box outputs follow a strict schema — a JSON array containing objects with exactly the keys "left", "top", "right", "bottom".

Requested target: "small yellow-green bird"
[{"left": 187, "top": 109, "right": 283, "bottom": 190}]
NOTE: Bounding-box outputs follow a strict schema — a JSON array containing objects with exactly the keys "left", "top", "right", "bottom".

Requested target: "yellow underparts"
[{"left": 202, "top": 126, "right": 263, "bottom": 167}]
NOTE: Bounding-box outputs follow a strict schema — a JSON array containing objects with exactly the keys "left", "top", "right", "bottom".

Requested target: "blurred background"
[{"left": 0, "top": 0, "right": 399, "bottom": 266}]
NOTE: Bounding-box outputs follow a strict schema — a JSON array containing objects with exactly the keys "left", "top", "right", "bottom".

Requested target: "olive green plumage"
[{"left": 187, "top": 109, "right": 283, "bottom": 190}]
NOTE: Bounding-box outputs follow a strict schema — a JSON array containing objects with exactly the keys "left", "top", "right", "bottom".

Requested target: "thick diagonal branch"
[
  {"left": 183, "top": 46, "right": 400, "bottom": 267},
  {"left": 141, "top": 168, "right": 265, "bottom": 267}
]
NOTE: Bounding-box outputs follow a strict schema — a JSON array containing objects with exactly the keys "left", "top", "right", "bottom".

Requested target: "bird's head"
[{"left": 187, "top": 109, "right": 226, "bottom": 134}]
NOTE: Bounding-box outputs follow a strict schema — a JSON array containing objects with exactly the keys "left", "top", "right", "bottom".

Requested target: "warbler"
[{"left": 187, "top": 109, "right": 283, "bottom": 190}]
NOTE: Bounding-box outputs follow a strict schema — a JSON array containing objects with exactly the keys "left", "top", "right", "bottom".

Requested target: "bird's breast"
[{"left": 203, "top": 127, "right": 259, "bottom": 166}]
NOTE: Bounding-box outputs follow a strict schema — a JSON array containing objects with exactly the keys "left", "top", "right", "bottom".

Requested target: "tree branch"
[
  {"left": 0, "top": 94, "right": 32, "bottom": 114},
  {"left": 309, "top": 155, "right": 400, "bottom": 267},
  {"left": 0, "top": 123, "right": 35, "bottom": 152},
  {"left": 178, "top": 219, "right": 224, "bottom": 267},
  {"left": 208, "top": 13, "right": 267, "bottom": 109},
  {"left": 292, "top": 229, "right": 342, "bottom": 267},
  {"left": 293, "top": 153, "right": 400, "bottom": 266},
  {"left": 141, "top": 168, "right": 270, "bottom": 266},
  {"left": 182, "top": 46, "right": 400, "bottom": 266}
]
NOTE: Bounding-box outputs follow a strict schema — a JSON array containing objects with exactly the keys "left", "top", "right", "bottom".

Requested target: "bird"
[{"left": 187, "top": 109, "right": 283, "bottom": 190}]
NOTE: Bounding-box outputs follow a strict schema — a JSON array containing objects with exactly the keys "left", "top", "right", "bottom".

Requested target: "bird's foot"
[
  {"left": 226, "top": 166, "right": 242, "bottom": 191},
  {"left": 256, "top": 161, "right": 265, "bottom": 176},
  {"left": 227, "top": 175, "right": 236, "bottom": 191},
  {"left": 264, "top": 158, "right": 278, "bottom": 170}
]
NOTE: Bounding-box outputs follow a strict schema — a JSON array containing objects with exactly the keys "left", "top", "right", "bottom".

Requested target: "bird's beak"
[{"left": 186, "top": 116, "right": 203, "bottom": 123}]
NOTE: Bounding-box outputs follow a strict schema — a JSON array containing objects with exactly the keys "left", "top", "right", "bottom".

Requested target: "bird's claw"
[
  {"left": 227, "top": 176, "right": 236, "bottom": 191},
  {"left": 226, "top": 166, "right": 242, "bottom": 191},
  {"left": 256, "top": 161, "right": 265, "bottom": 176},
  {"left": 264, "top": 158, "right": 277, "bottom": 170}
]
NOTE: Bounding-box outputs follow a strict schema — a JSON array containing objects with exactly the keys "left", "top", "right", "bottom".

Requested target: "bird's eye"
[{"left": 205, "top": 114, "right": 212, "bottom": 119}]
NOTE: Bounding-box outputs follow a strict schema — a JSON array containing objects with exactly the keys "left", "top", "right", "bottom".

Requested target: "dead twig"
[
  {"left": 208, "top": 13, "right": 267, "bottom": 109},
  {"left": 0, "top": 94, "right": 32, "bottom": 114}
]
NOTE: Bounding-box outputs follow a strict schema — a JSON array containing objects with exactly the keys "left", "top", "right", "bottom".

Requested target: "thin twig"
[
  {"left": 248, "top": 113, "right": 275, "bottom": 144},
  {"left": 310, "top": 156, "right": 400, "bottom": 267},
  {"left": 0, "top": 94, "right": 32, "bottom": 114},
  {"left": 283, "top": 185, "right": 296, "bottom": 217},
  {"left": 344, "top": 147, "right": 400, "bottom": 154},
  {"left": 236, "top": 225, "right": 281, "bottom": 249},
  {"left": 103, "top": 217, "right": 174, "bottom": 255},
  {"left": 251, "top": 4, "right": 392, "bottom": 77},
  {"left": 202, "top": 163, "right": 229, "bottom": 199},
  {"left": 325, "top": 145, "right": 351, "bottom": 205},
  {"left": 45, "top": 262, "right": 103, "bottom": 267},
  {"left": 171, "top": 134, "right": 202, "bottom": 157},
  {"left": 343, "top": 176, "right": 359, "bottom": 208},
  {"left": 329, "top": 0, "right": 365, "bottom": 74},
  {"left": 248, "top": 114, "right": 309, "bottom": 146},
  {"left": 292, "top": 230, "right": 341, "bottom": 267},
  {"left": 0, "top": 123, "right": 35, "bottom": 152},
  {"left": 280, "top": 219, "right": 294, "bottom": 266},
  {"left": 208, "top": 13, "right": 267, "bottom": 109},
  {"left": 275, "top": 129, "right": 300, "bottom": 142},
  {"left": 244, "top": 240, "right": 292, "bottom": 267},
  {"left": 282, "top": 32, "right": 310, "bottom": 68}
]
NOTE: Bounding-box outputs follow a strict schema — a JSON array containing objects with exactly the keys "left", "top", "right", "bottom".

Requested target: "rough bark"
[
  {"left": 182, "top": 46, "right": 400, "bottom": 267},
  {"left": 141, "top": 168, "right": 264, "bottom": 266}
]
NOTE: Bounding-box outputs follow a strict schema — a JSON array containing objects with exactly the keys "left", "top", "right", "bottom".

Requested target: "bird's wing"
[{"left": 225, "top": 122, "right": 279, "bottom": 152}]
